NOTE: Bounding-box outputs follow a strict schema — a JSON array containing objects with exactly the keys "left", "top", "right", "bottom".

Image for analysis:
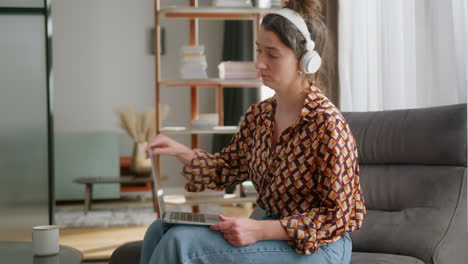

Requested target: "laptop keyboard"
[{"left": 169, "top": 212, "right": 206, "bottom": 223}]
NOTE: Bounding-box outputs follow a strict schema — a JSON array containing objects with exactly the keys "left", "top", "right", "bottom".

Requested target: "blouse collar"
[{"left": 261, "top": 85, "right": 326, "bottom": 123}]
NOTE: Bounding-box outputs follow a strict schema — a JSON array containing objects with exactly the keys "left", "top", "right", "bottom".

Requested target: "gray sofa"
[{"left": 110, "top": 103, "right": 468, "bottom": 264}]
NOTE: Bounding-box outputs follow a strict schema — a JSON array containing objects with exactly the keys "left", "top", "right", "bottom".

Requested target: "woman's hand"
[
  {"left": 146, "top": 134, "right": 195, "bottom": 164},
  {"left": 210, "top": 215, "right": 264, "bottom": 247}
]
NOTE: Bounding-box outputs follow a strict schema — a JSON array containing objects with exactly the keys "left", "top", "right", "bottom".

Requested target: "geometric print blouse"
[{"left": 182, "top": 85, "right": 366, "bottom": 255}]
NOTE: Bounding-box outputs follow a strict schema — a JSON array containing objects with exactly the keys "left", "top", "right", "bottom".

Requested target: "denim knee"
[
  {"left": 148, "top": 224, "right": 204, "bottom": 264},
  {"left": 162, "top": 224, "right": 205, "bottom": 249},
  {"left": 141, "top": 220, "right": 167, "bottom": 264},
  {"left": 157, "top": 225, "right": 225, "bottom": 262},
  {"left": 148, "top": 219, "right": 163, "bottom": 233}
]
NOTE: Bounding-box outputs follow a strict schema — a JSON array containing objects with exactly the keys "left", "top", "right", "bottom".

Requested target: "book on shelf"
[
  {"left": 180, "top": 65, "right": 208, "bottom": 79},
  {"left": 218, "top": 61, "right": 258, "bottom": 79},
  {"left": 182, "top": 55, "right": 208, "bottom": 66},
  {"left": 271, "top": 0, "right": 282, "bottom": 7},
  {"left": 212, "top": 0, "right": 253, "bottom": 8},
  {"left": 180, "top": 45, "right": 208, "bottom": 79},
  {"left": 181, "top": 45, "right": 205, "bottom": 55}
]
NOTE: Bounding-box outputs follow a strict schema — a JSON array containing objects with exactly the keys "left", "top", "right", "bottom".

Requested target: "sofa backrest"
[{"left": 342, "top": 104, "right": 467, "bottom": 264}]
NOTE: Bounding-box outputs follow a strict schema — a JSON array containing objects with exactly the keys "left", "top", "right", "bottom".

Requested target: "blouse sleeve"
[
  {"left": 181, "top": 106, "right": 255, "bottom": 192},
  {"left": 279, "top": 118, "right": 365, "bottom": 255}
]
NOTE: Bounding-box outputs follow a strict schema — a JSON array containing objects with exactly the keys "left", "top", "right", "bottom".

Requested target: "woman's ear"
[{"left": 296, "top": 61, "right": 302, "bottom": 75}]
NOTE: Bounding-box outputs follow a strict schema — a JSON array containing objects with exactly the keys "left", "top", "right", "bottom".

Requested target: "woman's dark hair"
[{"left": 261, "top": 0, "right": 334, "bottom": 92}]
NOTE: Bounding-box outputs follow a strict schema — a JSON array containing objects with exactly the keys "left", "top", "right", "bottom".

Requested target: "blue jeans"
[{"left": 140, "top": 216, "right": 352, "bottom": 264}]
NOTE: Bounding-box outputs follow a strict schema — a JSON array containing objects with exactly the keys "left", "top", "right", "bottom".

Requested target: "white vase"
[{"left": 130, "top": 141, "right": 151, "bottom": 175}]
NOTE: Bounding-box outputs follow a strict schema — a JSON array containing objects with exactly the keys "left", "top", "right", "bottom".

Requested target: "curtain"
[
  {"left": 339, "top": 0, "right": 467, "bottom": 111},
  {"left": 212, "top": 21, "right": 259, "bottom": 193},
  {"left": 324, "top": 0, "right": 340, "bottom": 106},
  {"left": 212, "top": 21, "right": 259, "bottom": 151}
]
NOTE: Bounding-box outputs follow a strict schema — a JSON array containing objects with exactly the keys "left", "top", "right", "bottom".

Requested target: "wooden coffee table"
[
  {"left": 0, "top": 241, "right": 82, "bottom": 264},
  {"left": 74, "top": 176, "right": 156, "bottom": 214}
]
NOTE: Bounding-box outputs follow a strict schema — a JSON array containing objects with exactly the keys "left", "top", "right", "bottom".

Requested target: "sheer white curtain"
[{"left": 339, "top": 0, "right": 467, "bottom": 111}]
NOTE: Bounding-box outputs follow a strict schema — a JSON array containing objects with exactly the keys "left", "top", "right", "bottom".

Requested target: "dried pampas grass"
[{"left": 115, "top": 105, "right": 169, "bottom": 142}]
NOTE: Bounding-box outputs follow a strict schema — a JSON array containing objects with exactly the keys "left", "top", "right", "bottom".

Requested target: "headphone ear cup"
[{"left": 300, "top": 50, "right": 322, "bottom": 74}]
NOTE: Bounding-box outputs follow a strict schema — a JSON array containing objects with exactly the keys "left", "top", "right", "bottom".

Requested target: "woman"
[{"left": 142, "top": 1, "right": 366, "bottom": 263}]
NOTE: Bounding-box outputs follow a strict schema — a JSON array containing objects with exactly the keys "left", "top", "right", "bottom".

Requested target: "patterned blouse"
[{"left": 181, "top": 85, "right": 366, "bottom": 255}]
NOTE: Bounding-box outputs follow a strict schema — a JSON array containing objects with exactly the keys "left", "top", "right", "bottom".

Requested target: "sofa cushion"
[
  {"left": 349, "top": 165, "right": 465, "bottom": 263},
  {"left": 358, "top": 165, "right": 464, "bottom": 211},
  {"left": 343, "top": 104, "right": 467, "bottom": 166},
  {"left": 352, "top": 252, "right": 424, "bottom": 264}
]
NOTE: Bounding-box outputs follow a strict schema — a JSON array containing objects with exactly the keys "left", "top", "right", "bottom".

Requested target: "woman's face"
[{"left": 255, "top": 27, "right": 301, "bottom": 92}]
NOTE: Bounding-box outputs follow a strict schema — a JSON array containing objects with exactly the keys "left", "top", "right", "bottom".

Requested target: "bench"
[{"left": 74, "top": 176, "right": 155, "bottom": 214}]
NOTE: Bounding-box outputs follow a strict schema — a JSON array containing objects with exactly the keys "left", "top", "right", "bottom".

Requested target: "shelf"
[
  {"left": 160, "top": 126, "right": 238, "bottom": 134},
  {"left": 159, "top": 7, "right": 278, "bottom": 20},
  {"left": 159, "top": 78, "right": 263, "bottom": 88},
  {"left": 154, "top": 3, "right": 262, "bottom": 213}
]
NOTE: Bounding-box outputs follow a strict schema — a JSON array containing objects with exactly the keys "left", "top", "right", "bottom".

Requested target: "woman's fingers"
[
  {"left": 145, "top": 135, "right": 194, "bottom": 164},
  {"left": 210, "top": 220, "right": 233, "bottom": 231},
  {"left": 218, "top": 215, "right": 235, "bottom": 221},
  {"left": 151, "top": 147, "right": 174, "bottom": 156},
  {"left": 147, "top": 136, "right": 169, "bottom": 148},
  {"left": 223, "top": 233, "right": 234, "bottom": 240},
  {"left": 148, "top": 141, "right": 169, "bottom": 150},
  {"left": 146, "top": 135, "right": 179, "bottom": 156},
  {"left": 225, "top": 237, "right": 243, "bottom": 247},
  {"left": 147, "top": 144, "right": 170, "bottom": 156},
  {"left": 212, "top": 217, "right": 261, "bottom": 247}
]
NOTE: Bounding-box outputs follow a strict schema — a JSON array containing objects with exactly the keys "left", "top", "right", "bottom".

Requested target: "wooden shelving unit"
[
  {"left": 160, "top": 7, "right": 275, "bottom": 20},
  {"left": 153, "top": 1, "right": 273, "bottom": 216},
  {"left": 159, "top": 78, "right": 263, "bottom": 88}
]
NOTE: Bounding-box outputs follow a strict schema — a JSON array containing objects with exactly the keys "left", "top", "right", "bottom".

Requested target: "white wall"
[
  {"left": 53, "top": 0, "right": 155, "bottom": 132},
  {"left": 52, "top": 0, "right": 224, "bottom": 188}
]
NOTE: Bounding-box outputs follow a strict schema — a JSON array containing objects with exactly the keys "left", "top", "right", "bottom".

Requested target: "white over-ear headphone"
[{"left": 270, "top": 8, "right": 322, "bottom": 74}]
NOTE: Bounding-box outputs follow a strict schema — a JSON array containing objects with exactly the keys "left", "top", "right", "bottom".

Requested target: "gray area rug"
[{"left": 55, "top": 204, "right": 224, "bottom": 228}]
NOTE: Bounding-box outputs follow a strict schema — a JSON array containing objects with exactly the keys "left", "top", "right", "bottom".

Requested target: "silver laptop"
[{"left": 150, "top": 154, "right": 221, "bottom": 226}]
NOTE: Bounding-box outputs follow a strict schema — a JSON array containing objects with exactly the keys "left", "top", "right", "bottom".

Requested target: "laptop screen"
[{"left": 150, "top": 154, "right": 166, "bottom": 217}]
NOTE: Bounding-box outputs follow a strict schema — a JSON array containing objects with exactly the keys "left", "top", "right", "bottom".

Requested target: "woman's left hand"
[{"left": 210, "top": 215, "right": 263, "bottom": 246}]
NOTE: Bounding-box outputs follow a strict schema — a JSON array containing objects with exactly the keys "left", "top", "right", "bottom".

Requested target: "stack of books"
[
  {"left": 271, "top": 0, "right": 282, "bottom": 7},
  {"left": 180, "top": 45, "right": 208, "bottom": 79},
  {"left": 218, "top": 61, "right": 258, "bottom": 79},
  {"left": 212, "top": 0, "right": 252, "bottom": 7}
]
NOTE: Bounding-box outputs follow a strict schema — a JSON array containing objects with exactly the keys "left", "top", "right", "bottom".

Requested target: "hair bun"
[{"left": 285, "top": 0, "right": 323, "bottom": 17}]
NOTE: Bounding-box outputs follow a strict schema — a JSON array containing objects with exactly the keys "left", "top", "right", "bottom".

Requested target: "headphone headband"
[
  {"left": 271, "top": 8, "right": 315, "bottom": 50},
  {"left": 270, "top": 8, "right": 322, "bottom": 74}
]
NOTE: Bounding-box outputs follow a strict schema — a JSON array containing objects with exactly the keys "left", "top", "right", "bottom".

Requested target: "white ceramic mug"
[{"left": 32, "top": 225, "right": 60, "bottom": 256}]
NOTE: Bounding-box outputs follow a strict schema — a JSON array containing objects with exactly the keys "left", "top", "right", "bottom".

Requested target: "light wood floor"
[
  {"left": 3, "top": 199, "right": 254, "bottom": 264},
  {"left": 63, "top": 201, "right": 254, "bottom": 264}
]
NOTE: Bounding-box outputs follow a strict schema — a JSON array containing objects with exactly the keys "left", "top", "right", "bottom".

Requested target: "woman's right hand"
[{"left": 146, "top": 134, "right": 195, "bottom": 165}]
